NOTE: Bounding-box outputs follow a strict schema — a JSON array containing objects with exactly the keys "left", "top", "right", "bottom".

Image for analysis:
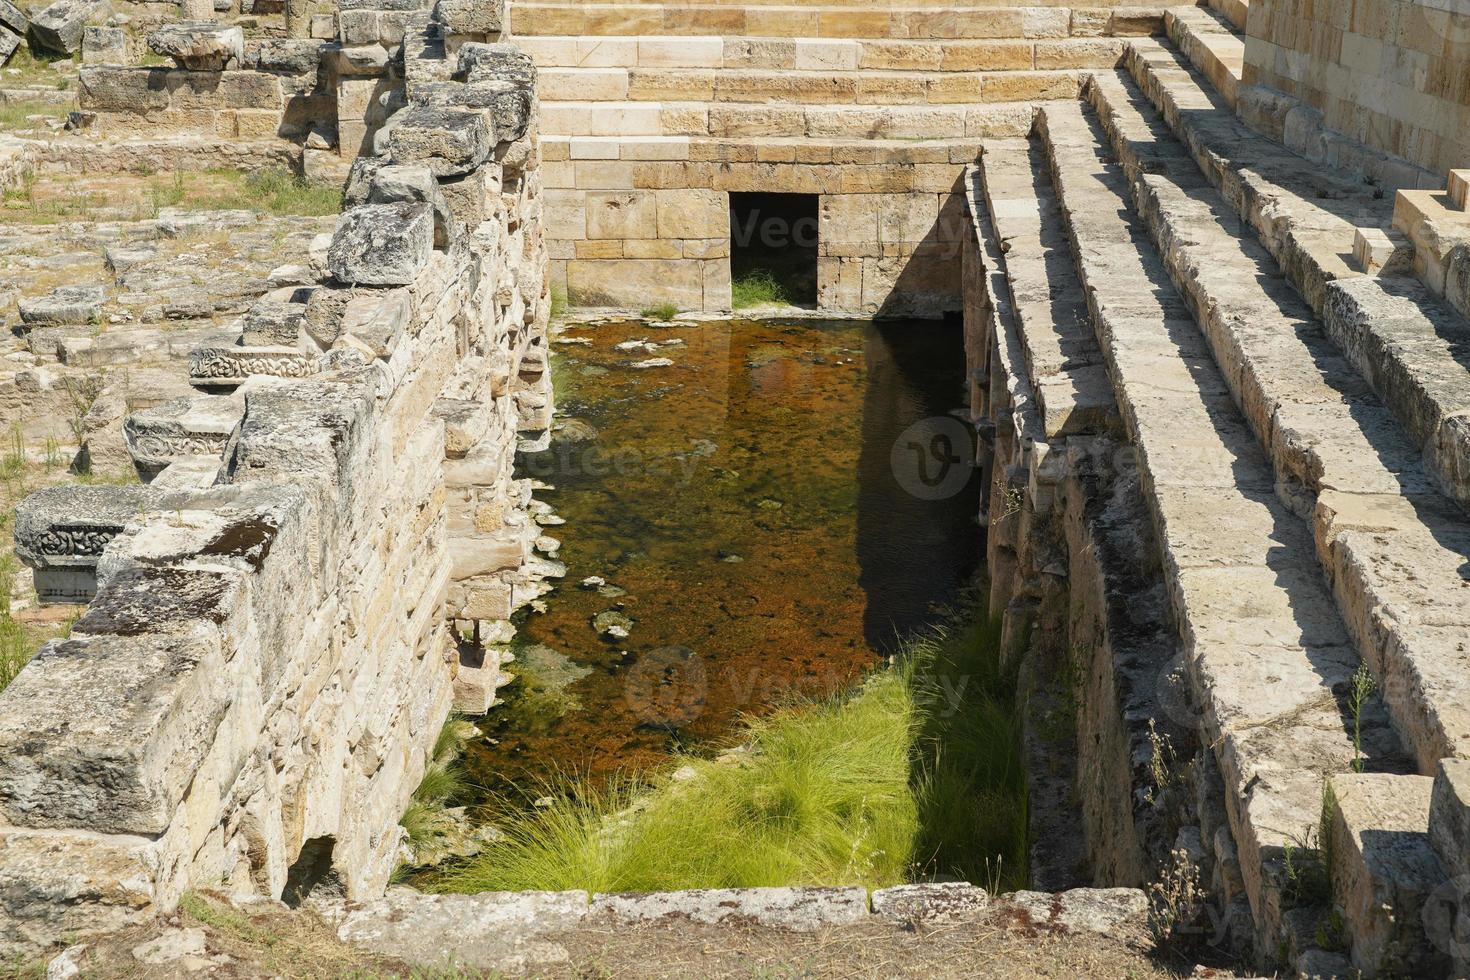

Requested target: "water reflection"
[{"left": 468, "top": 317, "right": 981, "bottom": 799}]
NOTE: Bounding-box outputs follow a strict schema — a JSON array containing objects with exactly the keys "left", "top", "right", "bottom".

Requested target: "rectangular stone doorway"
[{"left": 729, "top": 193, "right": 819, "bottom": 309}]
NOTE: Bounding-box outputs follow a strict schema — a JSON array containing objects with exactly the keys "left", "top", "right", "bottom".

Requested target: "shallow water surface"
[{"left": 468, "top": 317, "right": 981, "bottom": 796}]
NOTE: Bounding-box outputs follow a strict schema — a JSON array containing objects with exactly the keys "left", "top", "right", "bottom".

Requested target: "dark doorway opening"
[
  {"left": 729, "top": 192, "right": 818, "bottom": 309},
  {"left": 281, "top": 835, "right": 346, "bottom": 907}
]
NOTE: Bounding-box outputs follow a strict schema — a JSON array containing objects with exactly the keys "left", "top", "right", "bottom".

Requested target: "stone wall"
[
  {"left": 0, "top": 20, "right": 548, "bottom": 956},
  {"left": 1241, "top": 0, "right": 1470, "bottom": 185}
]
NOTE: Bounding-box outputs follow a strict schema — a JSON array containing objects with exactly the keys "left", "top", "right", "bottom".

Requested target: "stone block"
[
  {"left": 0, "top": 0, "right": 29, "bottom": 37},
  {"left": 591, "top": 888, "right": 868, "bottom": 931},
  {"left": 345, "top": 160, "right": 455, "bottom": 246},
  {"left": 18, "top": 285, "right": 105, "bottom": 326},
  {"left": 337, "top": 889, "right": 588, "bottom": 974},
  {"left": 388, "top": 105, "right": 491, "bottom": 177},
  {"left": 871, "top": 883, "right": 988, "bottom": 921},
  {"left": 1328, "top": 773, "right": 1451, "bottom": 978},
  {"left": 123, "top": 394, "right": 241, "bottom": 475},
  {"left": 328, "top": 202, "right": 435, "bottom": 286},
  {"left": 28, "top": 0, "right": 110, "bottom": 55},
  {"left": 1430, "top": 759, "right": 1470, "bottom": 879},
  {"left": 585, "top": 190, "right": 656, "bottom": 240},
  {"left": 566, "top": 258, "right": 703, "bottom": 308},
  {"left": 654, "top": 188, "right": 726, "bottom": 240},
  {"left": 458, "top": 41, "right": 536, "bottom": 89},
  {"left": 1451, "top": 170, "right": 1469, "bottom": 212},
  {"left": 81, "top": 25, "right": 127, "bottom": 65},
  {"left": 0, "top": 23, "right": 17, "bottom": 63},
  {"left": 336, "top": 43, "right": 388, "bottom": 76},
  {"left": 148, "top": 23, "right": 244, "bottom": 71},
  {"left": 434, "top": 0, "right": 504, "bottom": 37}
]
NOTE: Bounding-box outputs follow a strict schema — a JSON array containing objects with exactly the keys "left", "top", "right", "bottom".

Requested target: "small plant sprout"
[{"left": 1348, "top": 664, "right": 1376, "bottom": 773}]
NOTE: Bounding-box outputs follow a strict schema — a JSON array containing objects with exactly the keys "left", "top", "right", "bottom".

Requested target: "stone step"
[
  {"left": 976, "top": 137, "right": 1117, "bottom": 437},
  {"left": 1120, "top": 43, "right": 1470, "bottom": 512},
  {"left": 539, "top": 98, "right": 1040, "bottom": 139},
  {"left": 511, "top": 3, "right": 1163, "bottom": 40},
  {"left": 542, "top": 132, "right": 986, "bottom": 163},
  {"left": 1083, "top": 70, "right": 1470, "bottom": 775},
  {"left": 1207, "top": 0, "right": 1246, "bottom": 31},
  {"left": 540, "top": 65, "right": 1086, "bottom": 104},
  {"left": 1162, "top": 4, "right": 1241, "bottom": 107},
  {"left": 518, "top": 35, "right": 1128, "bottom": 72},
  {"left": 1451, "top": 170, "right": 1469, "bottom": 211},
  {"left": 1326, "top": 773, "right": 1452, "bottom": 976},
  {"left": 1034, "top": 99, "right": 1406, "bottom": 950}
]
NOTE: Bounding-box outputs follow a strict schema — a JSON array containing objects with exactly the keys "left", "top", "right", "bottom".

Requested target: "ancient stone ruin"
[{"left": 0, "top": 0, "right": 1466, "bottom": 974}]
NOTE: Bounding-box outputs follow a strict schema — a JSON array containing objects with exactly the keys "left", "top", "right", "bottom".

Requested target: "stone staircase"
[
  {"left": 515, "top": 0, "right": 1167, "bottom": 312},
  {"left": 969, "top": 4, "right": 1470, "bottom": 972}
]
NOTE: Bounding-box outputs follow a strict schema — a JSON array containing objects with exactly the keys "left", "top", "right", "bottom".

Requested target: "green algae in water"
[{"left": 468, "top": 317, "right": 982, "bottom": 800}]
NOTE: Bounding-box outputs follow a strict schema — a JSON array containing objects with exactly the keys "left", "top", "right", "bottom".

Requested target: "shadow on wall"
[{"left": 854, "top": 318, "right": 982, "bottom": 651}]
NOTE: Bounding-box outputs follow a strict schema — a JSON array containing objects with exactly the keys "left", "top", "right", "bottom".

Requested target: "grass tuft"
[
  {"left": 199, "top": 168, "right": 342, "bottom": 216},
  {"left": 731, "top": 268, "right": 794, "bottom": 310},
  {"left": 399, "top": 717, "right": 479, "bottom": 869},
  {"left": 433, "top": 598, "right": 1026, "bottom": 894},
  {"left": 639, "top": 302, "right": 679, "bottom": 321}
]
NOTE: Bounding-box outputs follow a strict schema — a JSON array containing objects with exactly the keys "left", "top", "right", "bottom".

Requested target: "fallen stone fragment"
[
  {"left": 80, "top": 25, "right": 125, "bottom": 64},
  {"left": 410, "top": 79, "right": 531, "bottom": 145},
  {"left": 29, "top": 0, "right": 111, "bottom": 55},
  {"left": 344, "top": 161, "right": 455, "bottom": 247},
  {"left": 630, "top": 357, "right": 673, "bottom": 369},
  {"left": 147, "top": 23, "right": 243, "bottom": 70},
  {"left": 457, "top": 41, "right": 535, "bottom": 89},
  {"left": 998, "top": 887, "right": 1148, "bottom": 935},
  {"left": 327, "top": 202, "right": 435, "bottom": 286},
  {"left": 0, "top": 23, "right": 20, "bottom": 64},
  {"left": 387, "top": 105, "right": 491, "bottom": 177},
  {"left": 18, "top": 285, "right": 106, "bottom": 327},
  {"left": 0, "top": 0, "right": 30, "bottom": 37}
]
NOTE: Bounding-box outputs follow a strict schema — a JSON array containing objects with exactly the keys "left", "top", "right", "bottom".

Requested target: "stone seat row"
[{"left": 511, "top": 3, "right": 1164, "bottom": 40}]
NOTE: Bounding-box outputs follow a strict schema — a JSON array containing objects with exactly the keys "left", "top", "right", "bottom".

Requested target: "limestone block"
[
  {"left": 794, "top": 39, "right": 859, "bottom": 72},
  {"left": 585, "top": 190, "right": 656, "bottom": 239},
  {"left": 81, "top": 25, "right": 127, "bottom": 65},
  {"left": 0, "top": 23, "right": 17, "bottom": 63},
  {"left": 434, "top": 0, "right": 505, "bottom": 37},
  {"left": 148, "top": 23, "right": 244, "bottom": 71},
  {"left": 190, "top": 345, "right": 320, "bottom": 387},
  {"left": 338, "top": 889, "right": 588, "bottom": 973},
  {"left": 879, "top": 192, "right": 940, "bottom": 246},
  {"left": 0, "top": 0, "right": 28, "bottom": 37},
  {"left": 1430, "top": 759, "right": 1470, "bottom": 880},
  {"left": 338, "top": 289, "right": 411, "bottom": 359},
  {"left": 1451, "top": 171, "right": 1469, "bottom": 212},
  {"left": 345, "top": 160, "right": 455, "bottom": 246},
  {"left": 256, "top": 38, "right": 322, "bottom": 76},
  {"left": 567, "top": 258, "right": 703, "bottom": 308},
  {"left": 871, "top": 883, "right": 988, "bottom": 921},
  {"left": 411, "top": 80, "right": 532, "bottom": 144},
  {"left": 1351, "top": 226, "right": 1413, "bottom": 275},
  {"left": 1328, "top": 773, "right": 1451, "bottom": 977},
  {"left": 438, "top": 167, "right": 492, "bottom": 229},
  {"left": 29, "top": 0, "right": 110, "bottom": 55},
  {"left": 336, "top": 9, "right": 379, "bottom": 46},
  {"left": 458, "top": 41, "right": 536, "bottom": 89},
  {"left": 13, "top": 485, "right": 156, "bottom": 602},
  {"left": 388, "top": 105, "right": 491, "bottom": 177},
  {"left": 18, "top": 285, "right": 105, "bottom": 326},
  {"left": 240, "top": 287, "right": 310, "bottom": 345},
  {"left": 123, "top": 394, "right": 241, "bottom": 475},
  {"left": 329, "top": 202, "right": 435, "bottom": 286},
  {"left": 0, "top": 829, "right": 157, "bottom": 956},
  {"left": 654, "top": 188, "right": 725, "bottom": 240},
  {"left": 591, "top": 888, "right": 868, "bottom": 931},
  {"left": 336, "top": 43, "right": 388, "bottom": 76}
]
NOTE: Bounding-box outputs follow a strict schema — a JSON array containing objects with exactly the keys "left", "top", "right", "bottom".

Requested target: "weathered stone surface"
[
  {"left": 1430, "top": 759, "right": 1470, "bottom": 880},
  {"left": 0, "top": 829, "right": 156, "bottom": 955},
  {"left": 0, "top": 23, "right": 18, "bottom": 63},
  {"left": 254, "top": 38, "right": 322, "bottom": 76},
  {"left": 28, "top": 0, "right": 110, "bottom": 55},
  {"left": 81, "top": 25, "right": 126, "bottom": 65},
  {"left": 458, "top": 41, "right": 536, "bottom": 89},
  {"left": 344, "top": 161, "right": 455, "bottom": 246},
  {"left": 1328, "top": 773, "right": 1450, "bottom": 977},
  {"left": 123, "top": 394, "right": 242, "bottom": 475},
  {"left": 240, "top": 286, "right": 311, "bottom": 346},
  {"left": 18, "top": 286, "right": 105, "bottom": 327},
  {"left": 148, "top": 23, "right": 243, "bottom": 71},
  {"left": 871, "top": 883, "right": 988, "bottom": 921},
  {"left": 434, "top": 0, "right": 504, "bottom": 36},
  {"left": 335, "top": 43, "right": 388, "bottom": 76},
  {"left": 336, "top": 889, "right": 588, "bottom": 973},
  {"left": 0, "top": 0, "right": 29, "bottom": 36},
  {"left": 387, "top": 105, "right": 491, "bottom": 177},
  {"left": 998, "top": 888, "right": 1148, "bottom": 935},
  {"left": 410, "top": 79, "right": 530, "bottom": 143},
  {"left": 190, "top": 344, "right": 320, "bottom": 386},
  {"left": 13, "top": 484, "right": 157, "bottom": 601},
  {"left": 591, "top": 887, "right": 869, "bottom": 931},
  {"left": 327, "top": 202, "right": 436, "bottom": 286}
]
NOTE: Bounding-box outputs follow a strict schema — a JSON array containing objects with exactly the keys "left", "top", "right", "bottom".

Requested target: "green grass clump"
[
  {"left": 0, "top": 554, "right": 38, "bottom": 693},
  {"left": 399, "top": 717, "right": 478, "bottom": 868},
  {"left": 434, "top": 599, "right": 1026, "bottom": 894},
  {"left": 200, "top": 169, "right": 342, "bottom": 217},
  {"left": 639, "top": 302, "right": 680, "bottom": 321},
  {"left": 0, "top": 99, "right": 66, "bottom": 132},
  {"left": 731, "top": 268, "right": 793, "bottom": 310}
]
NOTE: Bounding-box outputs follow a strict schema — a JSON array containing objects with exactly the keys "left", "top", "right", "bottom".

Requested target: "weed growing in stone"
[
  {"left": 639, "top": 302, "right": 679, "bottom": 321},
  {"left": 1348, "top": 664, "right": 1376, "bottom": 773},
  {"left": 398, "top": 717, "right": 479, "bottom": 869}
]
